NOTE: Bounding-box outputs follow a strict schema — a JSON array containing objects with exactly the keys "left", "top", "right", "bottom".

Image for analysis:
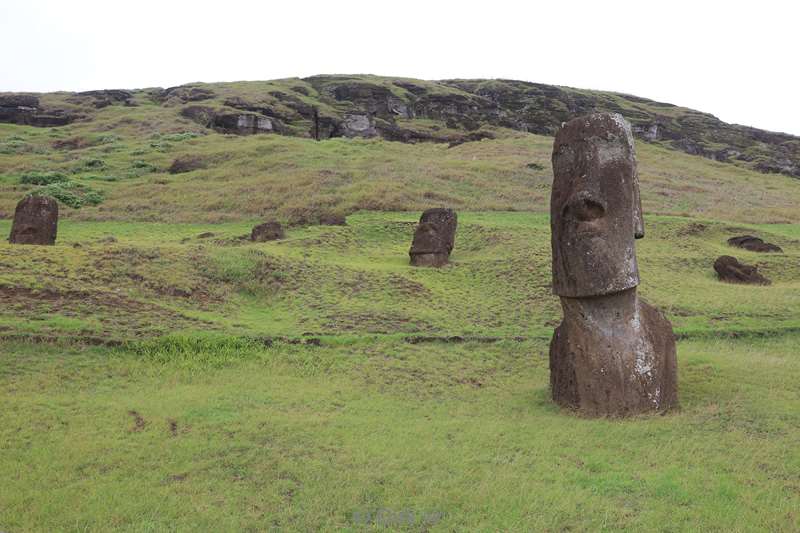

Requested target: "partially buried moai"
[
  {"left": 549, "top": 113, "right": 677, "bottom": 417},
  {"left": 9, "top": 194, "right": 59, "bottom": 245},
  {"left": 409, "top": 208, "right": 457, "bottom": 267}
]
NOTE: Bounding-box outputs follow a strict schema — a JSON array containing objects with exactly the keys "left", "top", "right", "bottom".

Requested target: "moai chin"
[{"left": 549, "top": 113, "right": 677, "bottom": 416}]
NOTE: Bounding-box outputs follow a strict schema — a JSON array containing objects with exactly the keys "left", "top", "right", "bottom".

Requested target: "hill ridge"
[{"left": 1, "top": 74, "right": 798, "bottom": 178}]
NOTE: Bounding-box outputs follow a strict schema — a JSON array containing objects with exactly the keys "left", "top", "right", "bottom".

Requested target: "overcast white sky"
[{"left": 1, "top": 0, "right": 798, "bottom": 135}]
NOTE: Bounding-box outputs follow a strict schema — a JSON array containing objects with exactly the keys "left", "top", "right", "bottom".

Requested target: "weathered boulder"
[
  {"left": 310, "top": 109, "right": 341, "bottom": 140},
  {"left": 159, "top": 85, "right": 215, "bottom": 104},
  {"left": 409, "top": 208, "right": 457, "bottom": 267},
  {"left": 9, "top": 195, "right": 59, "bottom": 245},
  {"left": 549, "top": 113, "right": 677, "bottom": 417},
  {"left": 0, "top": 94, "right": 39, "bottom": 108},
  {"left": 0, "top": 93, "right": 79, "bottom": 127},
  {"left": 180, "top": 105, "right": 217, "bottom": 127},
  {"left": 215, "top": 113, "right": 282, "bottom": 135},
  {"left": 251, "top": 221, "right": 284, "bottom": 242},
  {"left": 713, "top": 255, "right": 770, "bottom": 285},
  {"left": 727, "top": 235, "right": 783, "bottom": 253},
  {"left": 73, "top": 89, "right": 134, "bottom": 108},
  {"left": 180, "top": 105, "right": 284, "bottom": 135},
  {"left": 224, "top": 96, "right": 299, "bottom": 122},
  {"left": 340, "top": 113, "right": 377, "bottom": 138},
  {"left": 168, "top": 155, "right": 206, "bottom": 174}
]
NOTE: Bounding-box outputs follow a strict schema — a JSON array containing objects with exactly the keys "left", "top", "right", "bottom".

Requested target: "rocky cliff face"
[{"left": 1, "top": 75, "right": 798, "bottom": 178}]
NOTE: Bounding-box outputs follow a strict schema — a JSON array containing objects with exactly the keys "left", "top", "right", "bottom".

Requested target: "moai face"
[
  {"left": 9, "top": 194, "right": 59, "bottom": 245},
  {"left": 550, "top": 113, "right": 644, "bottom": 298}
]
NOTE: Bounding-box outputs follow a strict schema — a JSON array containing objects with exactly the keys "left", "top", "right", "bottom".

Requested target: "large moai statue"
[
  {"left": 409, "top": 208, "right": 457, "bottom": 267},
  {"left": 549, "top": 113, "right": 677, "bottom": 417},
  {"left": 9, "top": 195, "right": 59, "bottom": 245}
]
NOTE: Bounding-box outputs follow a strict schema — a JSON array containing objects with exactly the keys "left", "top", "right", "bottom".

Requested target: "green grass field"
[
  {"left": 1, "top": 102, "right": 800, "bottom": 530},
  {"left": 1, "top": 211, "right": 799, "bottom": 531},
  {"left": 2, "top": 334, "right": 799, "bottom": 531}
]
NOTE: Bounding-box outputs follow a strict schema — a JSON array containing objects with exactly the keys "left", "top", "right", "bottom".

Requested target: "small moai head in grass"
[
  {"left": 550, "top": 113, "right": 644, "bottom": 298},
  {"left": 409, "top": 208, "right": 457, "bottom": 267},
  {"left": 251, "top": 221, "right": 284, "bottom": 242},
  {"left": 9, "top": 194, "right": 59, "bottom": 245}
]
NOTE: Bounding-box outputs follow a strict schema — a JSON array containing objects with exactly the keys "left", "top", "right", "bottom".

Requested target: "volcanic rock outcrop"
[
  {"left": 727, "top": 235, "right": 783, "bottom": 253},
  {"left": 179, "top": 105, "right": 284, "bottom": 135},
  {"left": 549, "top": 113, "right": 678, "bottom": 417},
  {"left": 9, "top": 195, "right": 59, "bottom": 245},
  {"left": 713, "top": 255, "right": 770, "bottom": 285},
  {"left": 0, "top": 94, "right": 79, "bottom": 126},
  {"left": 251, "top": 221, "right": 285, "bottom": 242},
  {"left": 409, "top": 208, "right": 457, "bottom": 267}
]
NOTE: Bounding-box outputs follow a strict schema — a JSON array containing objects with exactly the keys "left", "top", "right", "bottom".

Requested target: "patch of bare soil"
[
  {"left": 677, "top": 222, "right": 708, "bottom": 236},
  {"left": 128, "top": 410, "right": 146, "bottom": 432}
]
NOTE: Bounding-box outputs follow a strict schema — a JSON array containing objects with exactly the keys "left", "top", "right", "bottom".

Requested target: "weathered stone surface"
[
  {"left": 409, "top": 208, "right": 457, "bottom": 267},
  {"left": 340, "top": 113, "right": 377, "bottom": 138},
  {"left": 251, "top": 221, "right": 284, "bottom": 242},
  {"left": 224, "top": 96, "right": 300, "bottom": 122},
  {"left": 180, "top": 105, "right": 217, "bottom": 127},
  {"left": 168, "top": 155, "right": 206, "bottom": 174},
  {"left": 310, "top": 110, "right": 341, "bottom": 140},
  {"left": 214, "top": 113, "right": 282, "bottom": 134},
  {"left": 551, "top": 113, "right": 643, "bottom": 298},
  {"left": 0, "top": 93, "right": 80, "bottom": 127},
  {"left": 180, "top": 105, "right": 284, "bottom": 135},
  {"left": 727, "top": 235, "right": 783, "bottom": 253},
  {"left": 158, "top": 85, "right": 215, "bottom": 103},
  {"left": 550, "top": 290, "right": 678, "bottom": 416},
  {"left": 9, "top": 195, "right": 58, "bottom": 245},
  {"left": 73, "top": 89, "right": 134, "bottom": 108},
  {"left": 549, "top": 113, "right": 677, "bottom": 417},
  {"left": 0, "top": 94, "right": 39, "bottom": 108},
  {"left": 713, "top": 255, "right": 770, "bottom": 284}
]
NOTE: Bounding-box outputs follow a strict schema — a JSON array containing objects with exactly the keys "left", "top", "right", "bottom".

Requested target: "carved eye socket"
[{"left": 564, "top": 196, "right": 606, "bottom": 222}]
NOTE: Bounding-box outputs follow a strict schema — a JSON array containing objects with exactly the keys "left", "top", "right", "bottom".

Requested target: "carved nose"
[{"left": 564, "top": 193, "right": 606, "bottom": 222}]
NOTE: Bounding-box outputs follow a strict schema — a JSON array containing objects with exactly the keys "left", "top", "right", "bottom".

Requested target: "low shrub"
[
  {"left": 131, "top": 160, "right": 158, "bottom": 172},
  {"left": 72, "top": 158, "right": 107, "bottom": 172},
  {"left": 162, "top": 131, "right": 202, "bottom": 142},
  {"left": 0, "top": 140, "right": 27, "bottom": 154},
  {"left": 34, "top": 181, "right": 104, "bottom": 209},
  {"left": 83, "top": 175, "right": 120, "bottom": 182},
  {"left": 19, "top": 171, "right": 70, "bottom": 185}
]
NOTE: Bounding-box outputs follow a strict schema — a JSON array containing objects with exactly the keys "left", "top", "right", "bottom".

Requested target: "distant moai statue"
[
  {"left": 409, "top": 208, "right": 457, "bottom": 267},
  {"left": 549, "top": 113, "right": 678, "bottom": 416},
  {"left": 9, "top": 195, "right": 58, "bottom": 245}
]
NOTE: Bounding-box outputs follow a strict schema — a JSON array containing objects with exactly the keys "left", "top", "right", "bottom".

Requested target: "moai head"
[
  {"left": 9, "top": 194, "right": 59, "bottom": 245},
  {"left": 550, "top": 113, "right": 644, "bottom": 298},
  {"left": 409, "top": 208, "right": 457, "bottom": 267}
]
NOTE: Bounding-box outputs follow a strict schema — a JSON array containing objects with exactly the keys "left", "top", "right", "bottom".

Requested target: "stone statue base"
[
  {"left": 409, "top": 252, "right": 449, "bottom": 267},
  {"left": 549, "top": 288, "right": 678, "bottom": 416}
]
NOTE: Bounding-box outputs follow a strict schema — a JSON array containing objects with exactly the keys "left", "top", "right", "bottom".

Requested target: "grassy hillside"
[
  {"left": 2, "top": 76, "right": 800, "bottom": 531},
  {"left": 1, "top": 212, "right": 798, "bottom": 343},
  {"left": 2, "top": 121, "right": 799, "bottom": 224}
]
